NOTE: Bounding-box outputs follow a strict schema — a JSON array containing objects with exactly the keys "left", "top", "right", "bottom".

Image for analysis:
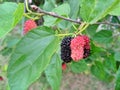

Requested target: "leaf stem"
[
  {"left": 23, "top": 13, "right": 35, "bottom": 20},
  {"left": 76, "top": 23, "right": 89, "bottom": 35},
  {"left": 72, "top": 24, "right": 78, "bottom": 31},
  {"left": 25, "top": 0, "right": 32, "bottom": 13},
  {"left": 78, "top": 22, "right": 86, "bottom": 31},
  {"left": 55, "top": 33, "right": 73, "bottom": 37}
]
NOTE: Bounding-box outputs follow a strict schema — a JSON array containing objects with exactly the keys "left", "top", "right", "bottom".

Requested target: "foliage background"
[{"left": 0, "top": 0, "right": 120, "bottom": 90}]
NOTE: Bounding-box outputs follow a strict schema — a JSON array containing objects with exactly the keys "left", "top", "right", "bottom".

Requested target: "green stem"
[
  {"left": 55, "top": 33, "right": 73, "bottom": 37},
  {"left": 25, "top": 0, "right": 44, "bottom": 20},
  {"left": 79, "top": 24, "right": 89, "bottom": 33},
  {"left": 23, "top": 13, "right": 35, "bottom": 20},
  {"left": 25, "top": 0, "right": 32, "bottom": 13},
  {"left": 78, "top": 22, "right": 86, "bottom": 31},
  {"left": 30, "top": 12, "right": 44, "bottom": 16},
  {"left": 57, "top": 28, "right": 62, "bottom": 34},
  {"left": 72, "top": 24, "right": 78, "bottom": 31},
  {"left": 76, "top": 23, "right": 89, "bottom": 35}
]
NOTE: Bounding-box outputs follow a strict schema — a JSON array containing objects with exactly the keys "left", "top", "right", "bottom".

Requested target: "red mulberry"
[
  {"left": 23, "top": 19, "right": 37, "bottom": 34},
  {"left": 70, "top": 35, "right": 91, "bottom": 61},
  {"left": 0, "top": 76, "right": 3, "bottom": 81},
  {"left": 70, "top": 35, "right": 85, "bottom": 61},
  {"left": 62, "top": 62, "right": 67, "bottom": 70}
]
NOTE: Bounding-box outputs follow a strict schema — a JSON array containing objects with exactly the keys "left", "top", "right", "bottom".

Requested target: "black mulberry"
[
  {"left": 60, "top": 37, "right": 73, "bottom": 63},
  {"left": 83, "top": 48, "right": 91, "bottom": 58}
]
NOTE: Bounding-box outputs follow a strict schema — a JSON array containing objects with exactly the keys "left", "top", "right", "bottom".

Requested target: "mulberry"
[
  {"left": 82, "top": 35, "right": 90, "bottom": 45},
  {"left": 83, "top": 49, "right": 90, "bottom": 58},
  {"left": 83, "top": 35, "right": 91, "bottom": 58},
  {"left": 0, "top": 76, "right": 3, "bottom": 81},
  {"left": 23, "top": 19, "right": 37, "bottom": 34},
  {"left": 70, "top": 35, "right": 91, "bottom": 61},
  {"left": 60, "top": 37, "right": 73, "bottom": 63},
  {"left": 62, "top": 62, "right": 67, "bottom": 70},
  {"left": 70, "top": 35, "right": 85, "bottom": 61}
]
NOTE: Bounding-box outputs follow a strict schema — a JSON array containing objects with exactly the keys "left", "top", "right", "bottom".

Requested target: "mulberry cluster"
[
  {"left": 60, "top": 35, "right": 91, "bottom": 70},
  {"left": 60, "top": 36, "right": 73, "bottom": 63},
  {"left": 60, "top": 35, "right": 90, "bottom": 62}
]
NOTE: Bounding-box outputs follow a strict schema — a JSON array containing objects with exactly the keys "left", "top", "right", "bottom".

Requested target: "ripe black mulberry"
[{"left": 60, "top": 37, "right": 73, "bottom": 63}]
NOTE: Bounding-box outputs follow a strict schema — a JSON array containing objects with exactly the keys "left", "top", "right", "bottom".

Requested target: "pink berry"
[
  {"left": 23, "top": 19, "right": 37, "bottom": 34},
  {"left": 70, "top": 36, "right": 85, "bottom": 61},
  {"left": 62, "top": 63, "right": 67, "bottom": 70},
  {"left": 0, "top": 76, "right": 3, "bottom": 81}
]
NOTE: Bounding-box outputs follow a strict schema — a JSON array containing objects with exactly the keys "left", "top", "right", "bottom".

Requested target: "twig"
[
  {"left": 30, "top": 5, "right": 120, "bottom": 27},
  {"left": 30, "top": 5, "right": 81, "bottom": 24},
  {"left": 38, "top": 10, "right": 81, "bottom": 24},
  {"left": 95, "top": 22, "right": 120, "bottom": 27}
]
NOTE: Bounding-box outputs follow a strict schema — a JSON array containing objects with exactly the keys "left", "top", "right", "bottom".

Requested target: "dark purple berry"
[{"left": 60, "top": 37, "right": 73, "bottom": 63}]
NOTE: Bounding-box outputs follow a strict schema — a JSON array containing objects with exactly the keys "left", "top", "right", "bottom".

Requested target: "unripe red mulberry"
[
  {"left": 82, "top": 35, "right": 90, "bottom": 44},
  {"left": 62, "top": 62, "right": 67, "bottom": 70},
  {"left": 70, "top": 35, "right": 91, "bottom": 61},
  {"left": 23, "top": 19, "right": 37, "bottom": 34},
  {"left": 70, "top": 35, "right": 85, "bottom": 61},
  {"left": 71, "top": 46, "right": 84, "bottom": 61},
  {"left": 0, "top": 76, "right": 3, "bottom": 81}
]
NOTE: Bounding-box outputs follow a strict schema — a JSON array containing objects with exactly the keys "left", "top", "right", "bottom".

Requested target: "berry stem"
[
  {"left": 79, "top": 23, "right": 89, "bottom": 33},
  {"left": 25, "top": 0, "right": 43, "bottom": 19},
  {"left": 78, "top": 22, "right": 86, "bottom": 31},
  {"left": 55, "top": 33, "right": 73, "bottom": 37},
  {"left": 23, "top": 13, "right": 35, "bottom": 20},
  {"left": 76, "top": 23, "right": 89, "bottom": 35},
  {"left": 27, "top": 12, "right": 44, "bottom": 16},
  {"left": 25, "top": 0, "right": 32, "bottom": 13},
  {"left": 72, "top": 24, "right": 78, "bottom": 31}
]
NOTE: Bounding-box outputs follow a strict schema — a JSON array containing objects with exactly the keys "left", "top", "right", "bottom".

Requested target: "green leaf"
[
  {"left": 44, "top": 3, "right": 70, "bottom": 26},
  {"left": 115, "top": 67, "right": 120, "bottom": 90},
  {"left": 103, "top": 55, "right": 117, "bottom": 73},
  {"left": 12, "top": 3, "right": 24, "bottom": 27},
  {"left": 109, "top": 2, "right": 120, "bottom": 16},
  {"left": 90, "top": 42, "right": 106, "bottom": 53},
  {"left": 91, "top": 61, "right": 114, "bottom": 82},
  {"left": 68, "top": 0, "right": 81, "bottom": 19},
  {"left": 45, "top": 53, "right": 62, "bottom": 90},
  {"left": 114, "top": 51, "right": 120, "bottom": 61},
  {"left": 86, "top": 25, "right": 98, "bottom": 38},
  {"left": 92, "top": 30, "right": 113, "bottom": 44},
  {"left": 0, "top": 2, "right": 17, "bottom": 38},
  {"left": 71, "top": 60, "right": 88, "bottom": 73},
  {"left": 53, "top": 3, "right": 70, "bottom": 16},
  {"left": 58, "top": 20, "right": 71, "bottom": 30},
  {"left": 7, "top": 26, "right": 59, "bottom": 90},
  {"left": 80, "top": 0, "right": 120, "bottom": 23},
  {"left": 111, "top": 16, "right": 120, "bottom": 24},
  {"left": 43, "top": 0, "right": 56, "bottom": 11}
]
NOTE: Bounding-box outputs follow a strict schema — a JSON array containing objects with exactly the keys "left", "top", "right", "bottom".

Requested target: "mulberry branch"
[{"left": 30, "top": 5, "right": 120, "bottom": 27}]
